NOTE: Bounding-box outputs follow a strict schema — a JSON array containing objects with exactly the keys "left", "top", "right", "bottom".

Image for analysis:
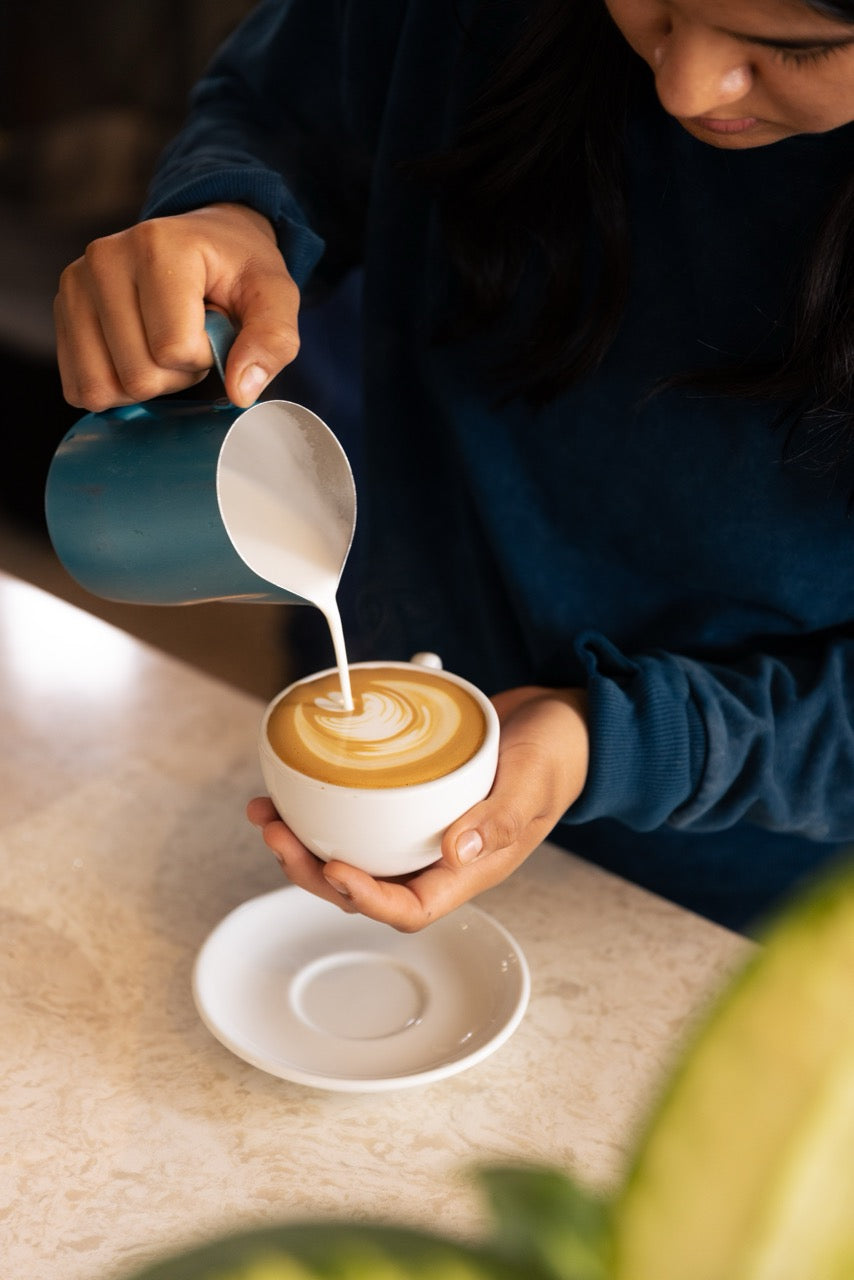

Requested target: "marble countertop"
[{"left": 0, "top": 572, "right": 751, "bottom": 1280}]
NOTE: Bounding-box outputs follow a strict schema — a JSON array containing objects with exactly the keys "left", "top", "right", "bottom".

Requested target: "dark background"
[{"left": 0, "top": 1, "right": 258, "bottom": 531}]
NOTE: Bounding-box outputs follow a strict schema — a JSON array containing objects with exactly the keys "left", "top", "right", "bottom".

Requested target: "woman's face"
[{"left": 604, "top": 0, "right": 854, "bottom": 146}]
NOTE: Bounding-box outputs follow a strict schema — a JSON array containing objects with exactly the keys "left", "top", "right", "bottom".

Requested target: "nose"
[{"left": 652, "top": 25, "right": 753, "bottom": 118}]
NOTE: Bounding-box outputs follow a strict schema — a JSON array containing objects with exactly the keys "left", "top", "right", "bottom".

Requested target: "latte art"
[
  {"left": 267, "top": 666, "right": 486, "bottom": 788},
  {"left": 306, "top": 686, "right": 457, "bottom": 764}
]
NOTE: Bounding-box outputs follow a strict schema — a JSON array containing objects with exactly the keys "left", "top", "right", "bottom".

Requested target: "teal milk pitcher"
[{"left": 44, "top": 312, "right": 356, "bottom": 608}]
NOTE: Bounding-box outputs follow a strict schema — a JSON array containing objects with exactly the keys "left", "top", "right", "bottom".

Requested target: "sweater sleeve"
[
  {"left": 139, "top": 0, "right": 387, "bottom": 291},
  {"left": 565, "top": 629, "right": 854, "bottom": 841}
]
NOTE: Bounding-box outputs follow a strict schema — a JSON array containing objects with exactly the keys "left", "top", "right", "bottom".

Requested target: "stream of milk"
[
  {"left": 313, "top": 585, "right": 354, "bottom": 712},
  {"left": 219, "top": 468, "right": 354, "bottom": 710}
]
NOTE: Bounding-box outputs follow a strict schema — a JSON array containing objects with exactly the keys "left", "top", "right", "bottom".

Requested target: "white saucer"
[{"left": 192, "top": 886, "right": 530, "bottom": 1092}]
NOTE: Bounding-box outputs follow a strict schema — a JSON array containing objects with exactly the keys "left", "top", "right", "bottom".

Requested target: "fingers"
[
  {"left": 245, "top": 796, "right": 513, "bottom": 931},
  {"left": 246, "top": 798, "right": 358, "bottom": 914},
  {"left": 54, "top": 203, "right": 300, "bottom": 411},
  {"left": 55, "top": 222, "right": 211, "bottom": 410},
  {"left": 319, "top": 854, "right": 524, "bottom": 933},
  {"left": 246, "top": 796, "right": 279, "bottom": 826},
  {"left": 244, "top": 686, "right": 589, "bottom": 934}
]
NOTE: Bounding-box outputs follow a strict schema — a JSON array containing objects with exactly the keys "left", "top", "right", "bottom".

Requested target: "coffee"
[{"left": 266, "top": 664, "right": 486, "bottom": 788}]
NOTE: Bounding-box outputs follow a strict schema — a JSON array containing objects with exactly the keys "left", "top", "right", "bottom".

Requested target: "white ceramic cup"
[{"left": 258, "top": 656, "right": 500, "bottom": 877}]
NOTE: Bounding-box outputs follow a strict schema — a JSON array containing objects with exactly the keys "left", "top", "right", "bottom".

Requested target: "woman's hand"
[
  {"left": 54, "top": 202, "right": 301, "bottom": 411},
  {"left": 247, "top": 684, "right": 589, "bottom": 931}
]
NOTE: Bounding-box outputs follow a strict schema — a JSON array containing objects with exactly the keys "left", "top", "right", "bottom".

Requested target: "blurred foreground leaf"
[
  {"left": 611, "top": 857, "right": 854, "bottom": 1280},
  {"left": 121, "top": 1222, "right": 542, "bottom": 1280},
  {"left": 477, "top": 1165, "right": 611, "bottom": 1280}
]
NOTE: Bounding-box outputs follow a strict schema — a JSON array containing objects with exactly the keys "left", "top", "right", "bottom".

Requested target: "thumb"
[
  {"left": 441, "top": 793, "right": 534, "bottom": 870},
  {"left": 225, "top": 300, "right": 302, "bottom": 407},
  {"left": 181, "top": 201, "right": 303, "bottom": 405},
  {"left": 441, "top": 722, "right": 585, "bottom": 871}
]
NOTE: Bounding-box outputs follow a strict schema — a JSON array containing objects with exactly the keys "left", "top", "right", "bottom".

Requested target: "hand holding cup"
[
  {"left": 258, "top": 656, "right": 500, "bottom": 879},
  {"left": 251, "top": 672, "right": 590, "bottom": 931}
]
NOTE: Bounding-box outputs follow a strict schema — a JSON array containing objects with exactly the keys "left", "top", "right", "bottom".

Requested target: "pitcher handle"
[{"left": 203, "top": 309, "right": 237, "bottom": 391}]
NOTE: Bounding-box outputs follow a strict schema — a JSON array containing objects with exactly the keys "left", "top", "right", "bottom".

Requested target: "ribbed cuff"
[
  {"left": 140, "top": 168, "right": 326, "bottom": 289},
  {"left": 565, "top": 631, "right": 706, "bottom": 832}
]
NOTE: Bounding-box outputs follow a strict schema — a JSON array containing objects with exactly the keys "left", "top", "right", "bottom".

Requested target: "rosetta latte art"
[{"left": 267, "top": 666, "right": 486, "bottom": 788}]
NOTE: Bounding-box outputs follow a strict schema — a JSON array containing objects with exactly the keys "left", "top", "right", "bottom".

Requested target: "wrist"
[
  {"left": 195, "top": 201, "right": 277, "bottom": 242},
  {"left": 493, "top": 684, "right": 590, "bottom": 811}
]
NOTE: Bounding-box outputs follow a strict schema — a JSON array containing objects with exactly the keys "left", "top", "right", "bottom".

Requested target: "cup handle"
[
  {"left": 410, "top": 652, "right": 443, "bottom": 670},
  {"left": 203, "top": 309, "right": 237, "bottom": 389}
]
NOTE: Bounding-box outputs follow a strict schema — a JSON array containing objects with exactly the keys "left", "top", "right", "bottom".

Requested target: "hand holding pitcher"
[{"left": 54, "top": 203, "right": 298, "bottom": 411}]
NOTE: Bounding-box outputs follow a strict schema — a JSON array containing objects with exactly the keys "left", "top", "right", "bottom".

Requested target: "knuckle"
[
  {"left": 82, "top": 235, "right": 117, "bottom": 274},
  {"left": 268, "top": 323, "right": 300, "bottom": 364},
  {"left": 119, "top": 370, "right": 159, "bottom": 403},
  {"left": 60, "top": 387, "right": 88, "bottom": 411},
  {"left": 88, "top": 218, "right": 169, "bottom": 274},
  {"left": 132, "top": 216, "right": 171, "bottom": 260},
  {"left": 392, "top": 917, "right": 426, "bottom": 935},
  {"left": 280, "top": 271, "right": 302, "bottom": 310},
  {"left": 74, "top": 380, "right": 123, "bottom": 413},
  {"left": 392, "top": 901, "right": 435, "bottom": 934},
  {"left": 56, "top": 260, "right": 83, "bottom": 296},
  {"left": 147, "top": 331, "right": 207, "bottom": 374},
  {"left": 487, "top": 806, "right": 525, "bottom": 852}
]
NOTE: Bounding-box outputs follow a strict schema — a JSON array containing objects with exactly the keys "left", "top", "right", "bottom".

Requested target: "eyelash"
[{"left": 773, "top": 44, "right": 842, "bottom": 67}]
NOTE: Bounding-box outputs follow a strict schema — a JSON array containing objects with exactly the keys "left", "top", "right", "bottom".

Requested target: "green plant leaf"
[
  {"left": 476, "top": 1165, "right": 613, "bottom": 1280},
  {"left": 611, "top": 855, "right": 854, "bottom": 1280},
  {"left": 118, "top": 1222, "right": 538, "bottom": 1280}
]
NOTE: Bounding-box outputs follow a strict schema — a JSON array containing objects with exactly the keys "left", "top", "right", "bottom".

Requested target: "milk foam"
[
  {"left": 303, "top": 682, "right": 461, "bottom": 771},
  {"left": 268, "top": 666, "right": 486, "bottom": 788}
]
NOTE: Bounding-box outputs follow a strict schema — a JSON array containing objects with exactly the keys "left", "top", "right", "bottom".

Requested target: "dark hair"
[
  {"left": 427, "top": 0, "right": 854, "bottom": 470},
  {"left": 809, "top": 0, "right": 854, "bottom": 17}
]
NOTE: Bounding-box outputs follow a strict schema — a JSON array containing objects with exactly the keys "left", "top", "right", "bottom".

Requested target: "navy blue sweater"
[{"left": 143, "top": 0, "right": 854, "bottom": 930}]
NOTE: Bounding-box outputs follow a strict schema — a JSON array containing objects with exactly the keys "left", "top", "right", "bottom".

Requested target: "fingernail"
[
  {"left": 238, "top": 363, "right": 269, "bottom": 402},
  {"left": 325, "top": 875, "right": 352, "bottom": 899},
  {"left": 456, "top": 830, "right": 483, "bottom": 864}
]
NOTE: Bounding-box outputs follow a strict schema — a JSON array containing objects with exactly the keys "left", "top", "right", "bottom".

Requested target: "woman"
[{"left": 55, "top": 0, "right": 854, "bottom": 933}]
